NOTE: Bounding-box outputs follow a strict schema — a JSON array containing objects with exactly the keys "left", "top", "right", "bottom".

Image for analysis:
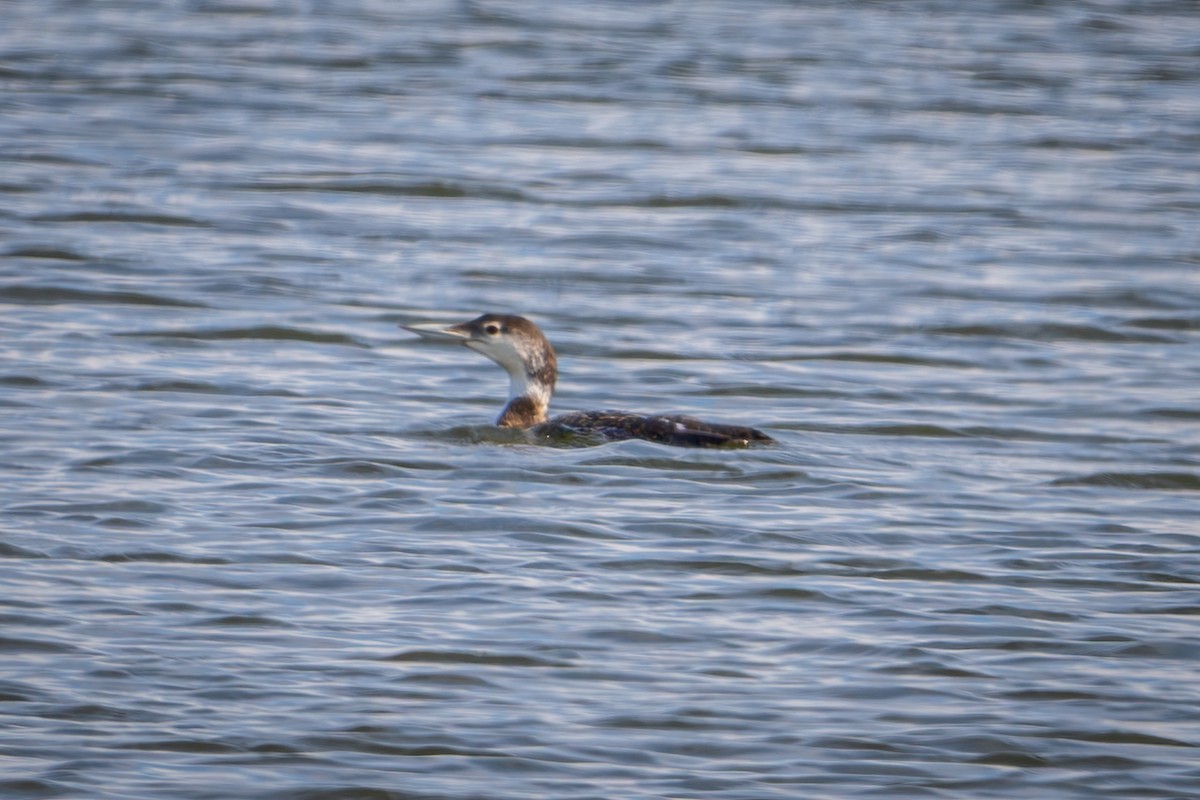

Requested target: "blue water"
[{"left": 2, "top": 1, "right": 1199, "bottom": 798}]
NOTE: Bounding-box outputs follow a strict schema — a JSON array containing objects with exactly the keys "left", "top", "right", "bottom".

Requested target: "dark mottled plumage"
[
  {"left": 403, "top": 313, "right": 774, "bottom": 449},
  {"left": 538, "top": 411, "right": 774, "bottom": 448}
]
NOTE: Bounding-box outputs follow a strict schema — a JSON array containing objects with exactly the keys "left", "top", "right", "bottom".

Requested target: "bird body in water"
[{"left": 403, "top": 313, "right": 774, "bottom": 448}]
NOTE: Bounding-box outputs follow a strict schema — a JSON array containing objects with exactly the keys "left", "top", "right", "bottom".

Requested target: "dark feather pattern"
[{"left": 536, "top": 410, "right": 774, "bottom": 448}]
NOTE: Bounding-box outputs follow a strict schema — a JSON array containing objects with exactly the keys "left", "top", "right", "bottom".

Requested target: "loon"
[{"left": 403, "top": 313, "right": 774, "bottom": 448}]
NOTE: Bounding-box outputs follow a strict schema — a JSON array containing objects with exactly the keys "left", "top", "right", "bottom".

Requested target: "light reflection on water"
[{"left": 2, "top": 0, "right": 1199, "bottom": 798}]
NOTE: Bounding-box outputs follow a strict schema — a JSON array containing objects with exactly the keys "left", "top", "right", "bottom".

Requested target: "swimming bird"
[{"left": 403, "top": 313, "right": 774, "bottom": 448}]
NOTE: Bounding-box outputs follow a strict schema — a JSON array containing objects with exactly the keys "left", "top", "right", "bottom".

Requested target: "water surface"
[{"left": 2, "top": 1, "right": 1199, "bottom": 798}]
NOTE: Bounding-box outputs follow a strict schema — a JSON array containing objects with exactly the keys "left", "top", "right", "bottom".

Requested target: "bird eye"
[{"left": 484, "top": 323, "right": 500, "bottom": 335}]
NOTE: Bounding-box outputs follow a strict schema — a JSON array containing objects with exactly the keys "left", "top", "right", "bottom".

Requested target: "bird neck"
[
  {"left": 486, "top": 330, "right": 557, "bottom": 429},
  {"left": 497, "top": 395, "right": 547, "bottom": 428},
  {"left": 496, "top": 371, "right": 552, "bottom": 428}
]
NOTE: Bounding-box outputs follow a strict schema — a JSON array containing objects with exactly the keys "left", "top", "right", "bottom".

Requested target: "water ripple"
[{"left": 2, "top": 1, "right": 1198, "bottom": 799}]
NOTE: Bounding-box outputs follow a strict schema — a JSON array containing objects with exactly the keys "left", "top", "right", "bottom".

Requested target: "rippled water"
[{"left": 3, "top": 1, "right": 1199, "bottom": 798}]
